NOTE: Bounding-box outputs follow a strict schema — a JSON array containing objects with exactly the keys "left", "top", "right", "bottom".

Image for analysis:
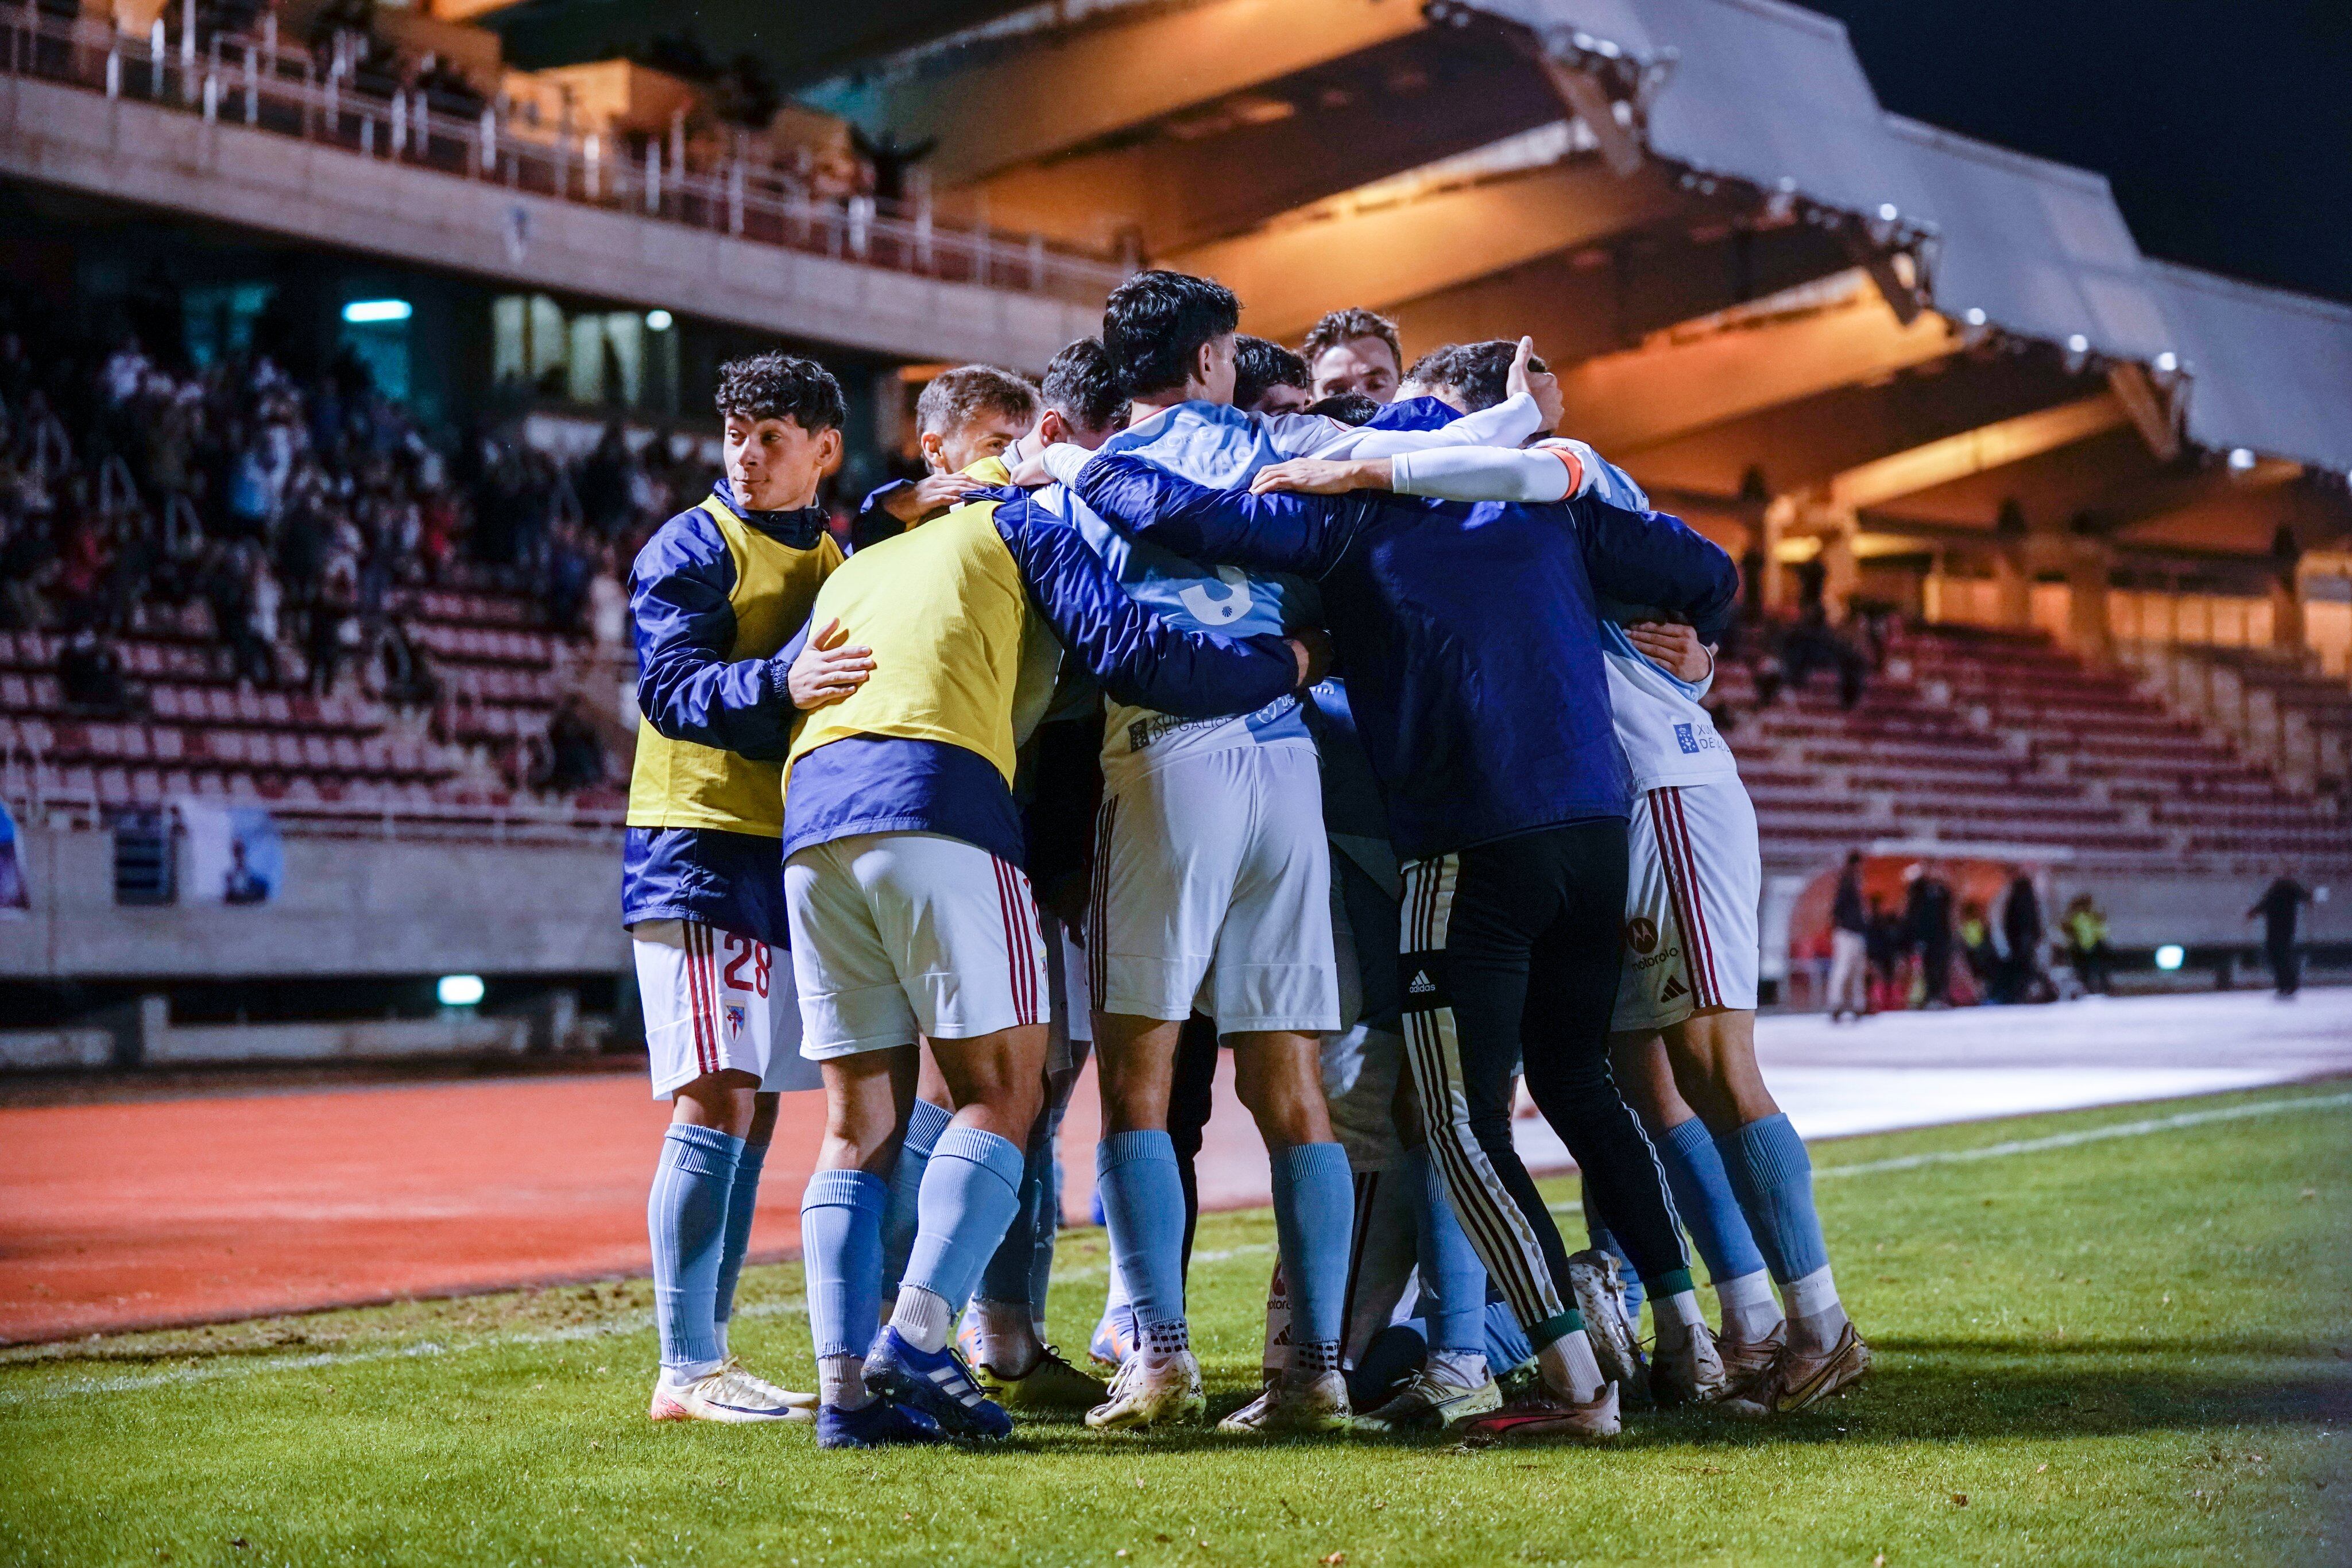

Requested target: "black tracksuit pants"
[{"left": 1399, "top": 819, "right": 1690, "bottom": 1344}]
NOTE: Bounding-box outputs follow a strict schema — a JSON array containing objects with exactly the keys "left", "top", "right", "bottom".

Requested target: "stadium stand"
[{"left": 1724, "top": 622, "right": 2350, "bottom": 873}]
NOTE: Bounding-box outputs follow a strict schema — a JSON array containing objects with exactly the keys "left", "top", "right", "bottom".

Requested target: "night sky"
[{"left": 1806, "top": 1, "right": 2352, "bottom": 304}]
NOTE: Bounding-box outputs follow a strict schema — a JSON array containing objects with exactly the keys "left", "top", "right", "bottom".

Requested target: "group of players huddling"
[{"left": 621, "top": 270, "right": 1870, "bottom": 1449}]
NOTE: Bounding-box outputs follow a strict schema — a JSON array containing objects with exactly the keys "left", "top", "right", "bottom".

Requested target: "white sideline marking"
[
  {"left": 3, "top": 1242, "right": 1285, "bottom": 1404},
  {"left": 1812, "top": 1089, "right": 2352, "bottom": 1179},
  {"left": 1546, "top": 1089, "right": 2351, "bottom": 1215},
  {"left": 24, "top": 1094, "right": 2336, "bottom": 1404}
]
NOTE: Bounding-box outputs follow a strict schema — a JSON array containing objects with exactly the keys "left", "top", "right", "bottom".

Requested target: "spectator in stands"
[
  {"left": 2247, "top": 872, "right": 2314, "bottom": 999},
  {"left": 589, "top": 543, "right": 630, "bottom": 653},
  {"left": 1864, "top": 896, "right": 1906, "bottom": 1012},
  {"left": 541, "top": 692, "right": 606, "bottom": 793},
  {"left": 1994, "top": 869, "right": 2047, "bottom": 1004},
  {"left": 2064, "top": 893, "right": 2113, "bottom": 996},
  {"left": 1827, "top": 850, "right": 1870, "bottom": 1021},
  {"left": 1905, "top": 861, "right": 1956, "bottom": 1007},
  {"left": 57, "top": 627, "right": 136, "bottom": 717},
  {"left": 1959, "top": 900, "right": 1997, "bottom": 998}
]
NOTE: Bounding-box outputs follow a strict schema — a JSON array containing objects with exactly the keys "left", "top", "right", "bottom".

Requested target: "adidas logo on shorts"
[
  {"left": 1661, "top": 975, "right": 1689, "bottom": 1002},
  {"left": 1408, "top": 970, "right": 1437, "bottom": 995}
]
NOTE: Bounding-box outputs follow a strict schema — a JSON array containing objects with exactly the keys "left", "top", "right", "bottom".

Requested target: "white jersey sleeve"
[
  {"left": 1321, "top": 392, "right": 1545, "bottom": 458},
  {"left": 1388, "top": 444, "right": 1579, "bottom": 503}
]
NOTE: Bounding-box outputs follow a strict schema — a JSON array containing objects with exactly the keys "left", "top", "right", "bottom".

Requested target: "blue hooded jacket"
[{"left": 1065, "top": 454, "right": 1739, "bottom": 862}]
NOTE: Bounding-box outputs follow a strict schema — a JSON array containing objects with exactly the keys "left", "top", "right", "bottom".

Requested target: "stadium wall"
[
  {"left": 0, "top": 73, "right": 1093, "bottom": 371},
  {"left": 1, "top": 823, "right": 625, "bottom": 980}
]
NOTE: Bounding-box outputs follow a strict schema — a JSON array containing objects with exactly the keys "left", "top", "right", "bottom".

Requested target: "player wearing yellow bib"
[{"left": 625, "top": 353, "right": 873, "bottom": 1425}]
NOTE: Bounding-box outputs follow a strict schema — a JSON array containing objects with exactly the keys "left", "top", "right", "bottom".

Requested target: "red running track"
[{"left": 0, "top": 1059, "right": 1275, "bottom": 1346}]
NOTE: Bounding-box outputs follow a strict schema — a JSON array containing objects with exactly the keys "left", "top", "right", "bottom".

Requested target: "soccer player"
[
  {"left": 1301, "top": 307, "right": 1405, "bottom": 404},
  {"left": 1233, "top": 335, "right": 1312, "bottom": 415},
  {"left": 625, "top": 351, "right": 877, "bottom": 1424},
  {"left": 784, "top": 470, "right": 1319, "bottom": 1449},
  {"left": 1257, "top": 343, "right": 1871, "bottom": 1415},
  {"left": 1043, "top": 393, "right": 1740, "bottom": 1442},
  {"left": 951, "top": 339, "right": 1131, "bottom": 1412},
  {"left": 852, "top": 363, "right": 1043, "bottom": 550},
  {"left": 1020, "top": 273, "right": 1549, "bottom": 1435}
]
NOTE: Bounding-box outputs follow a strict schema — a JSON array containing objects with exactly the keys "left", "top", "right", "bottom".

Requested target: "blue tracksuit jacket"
[{"left": 1065, "top": 458, "right": 1739, "bottom": 863}]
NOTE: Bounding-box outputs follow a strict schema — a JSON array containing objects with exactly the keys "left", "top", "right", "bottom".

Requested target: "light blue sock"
[
  {"left": 1483, "top": 1297, "right": 1534, "bottom": 1373},
  {"left": 1097, "top": 1130, "right": 1189, "bottom": 1352},
  {"left": 976, "top": 1113, "right": 1057, "bottom": 1308},
  {"left": 799, "top": 1167, "right": 888, "bottom": 1360},
  {"left": 1027, "top": 1102, "right": 1070, "bottom": 1325},
  {"left": 882, "top": 1098, "right": 953, "bottom": 1296},
  {"left": 1659, "top": 1116, "right": 1770, "bottom": 1286},
  {"left": 1270, "top": 1142, "right": 1354, "bottom": 1374},
  {"left": 648, "top": 1123, "right": 742, "bottom": 1369},
  {"left": 1717, "top": 1113, "right": 1831, "bottom": 1285},
  {"left": 1407, "top": 1147, "right": 1487, "bottom": 1356},
  {"left": 713, "top": 1139, "right": 767, "bottom": 1333},
  {"left": 899, "top": 1125, "right": 1028, "bottom": 1321}
]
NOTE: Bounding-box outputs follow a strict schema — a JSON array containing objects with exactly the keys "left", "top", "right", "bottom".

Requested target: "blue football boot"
[
  {"left": 814, "top": 1397, "right": 947, "bottom": 1451},
  {"left": 862, "top": 1326, "right": 1014, "bottom": 1441}
]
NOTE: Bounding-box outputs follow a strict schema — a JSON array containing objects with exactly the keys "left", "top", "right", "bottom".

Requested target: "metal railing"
[{"left": 0, "top": 3, "right": 1129, "bottom": 307}]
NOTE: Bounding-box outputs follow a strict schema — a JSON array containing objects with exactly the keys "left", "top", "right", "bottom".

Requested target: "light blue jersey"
[{"left": 1050, "top": 402, "right": 1340, "bottom": 782}]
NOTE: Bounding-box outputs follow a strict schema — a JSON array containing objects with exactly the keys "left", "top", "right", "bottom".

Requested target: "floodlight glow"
[
  {"left": 2154, "top": 944, "right": 2184, "bottom": 972},
  {"left": 437, "top": 973, "right": 486, "bottom": 1006},
  {"left": 1963, "top": 308, "right": 1987, "bottom": 327},
  {"left": 2066, "top": 333, "right": 2090, "bottom": 353},
  {"left": 2227, "top": 447, "right": 2257, "bottom": 472},
  {"left": 342, "top": 299, "right": 412, "bottom": 324},
  {"left": 2154, "top": 351, "right": 2179, "bottom": 373},
  {"left": 645, "top": 309, "right": 674, "bottom": 331},
  {"left": 1877, "top": 203, "right": 1899, "bottom": 220}
]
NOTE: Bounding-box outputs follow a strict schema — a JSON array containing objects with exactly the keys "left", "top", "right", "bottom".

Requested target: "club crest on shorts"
[
  {"left": 724, "top": 1003, "right": 746, "bottom": 1038},
  {"left": 1626, "top": 916, "right": 1660, "bottom": 955}
]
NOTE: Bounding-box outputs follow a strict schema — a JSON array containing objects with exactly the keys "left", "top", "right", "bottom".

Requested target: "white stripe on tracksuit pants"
[{"left": 1396, "top": 825, "right": 1695, "bottom": 1343}]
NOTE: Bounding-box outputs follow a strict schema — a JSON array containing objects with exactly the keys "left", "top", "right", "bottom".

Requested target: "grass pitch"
[{"left": 2, "top": 1085, "right": 2348, "bottom": 1567}]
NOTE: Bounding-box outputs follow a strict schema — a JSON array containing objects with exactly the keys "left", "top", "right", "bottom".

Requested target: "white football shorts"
[
  {"left": 1614, "top": 777, "right": 1763, "bottom": 1032},
  {"left": 1088, "top": 743, "right": 1340, "bottom": 1034},
  {"left": 631, "top": 919, "right": 814, "bottom": 1099},
  {"left": 786, "top": 831, "right": 1051, "bottom": 1059}
]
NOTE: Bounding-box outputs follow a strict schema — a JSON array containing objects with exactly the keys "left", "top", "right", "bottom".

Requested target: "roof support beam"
[
  {"left": 1552, "top": 277, "right": 1960, "bottom": 452},
  {"left": 1170, "top": 161, "right": 1688, "bottom": 344},
  {"left": 1825, "top": 394, "right": 2129, "bottom": 510},
  {"left": 854, "top": 0, "right": 1429, "bottom": 185}
]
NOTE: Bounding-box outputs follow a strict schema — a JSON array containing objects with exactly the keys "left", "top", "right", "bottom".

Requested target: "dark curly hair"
[
  {"left": 1103, "top": 269, "right": 1240, "bottom": 399},
  {"left": 714, "top": 351, "right": 845, "bottom": 432},
  {"left": 1402, "top": 340, "right": 1539, "bottom": 412},
  {"left": 1232, "top": 335, "right": 1309, "bottom": 413},
  {"left": 1040, "top": 338, "right": 1128, "bottom": 435}
]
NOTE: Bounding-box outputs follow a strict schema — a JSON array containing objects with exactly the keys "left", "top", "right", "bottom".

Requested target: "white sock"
[
  {"left": 1715, "top": 1269, "right": 1784, "bottom": 1343},
  {"left": 1785, "top": 1264, "right": 1840, "bottom": 1321},
  {"left": 819, "top": 1353, "right": 872, "bottom": 1411},
  {"left": 968, "top": 1298, "right": 1039, "bottom": 1377},
  {"left": 1651, "top": 1289, "right": 1708, "bottom": 1353},
  {"left": 1785, "top": 1264, "right": 1850, "bottom": 1344},
  {"left": 888, "top": 1286, "right": 955, "bottom": 1353},
  {"left": 1426, "top": 1349, "right": 1489, "bottom": 1389},
  {"left": 664, "top": 1356, "right": 725, "bottom": 1385},
  {"left": 713, "top": 1320, "right": 729, "bottom": 1359},
  {"left": 1537, "top": 1330, "right": 1607, "bottom": 1403}
]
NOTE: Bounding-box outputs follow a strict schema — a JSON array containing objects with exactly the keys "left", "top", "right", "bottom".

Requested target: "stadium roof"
[
  {"left": 2146, "top": 261, "right": 2352, "bottom": 478},
  {"left": 1885, "top": 116, "right": 2173, "bottom": 369}
]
